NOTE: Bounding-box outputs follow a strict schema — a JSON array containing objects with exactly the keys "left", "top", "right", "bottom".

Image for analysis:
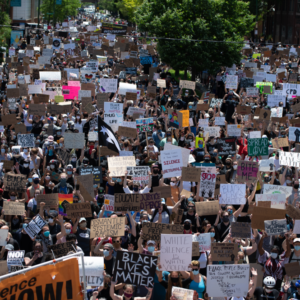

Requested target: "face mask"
[
  {"left": 103, "top": 250, "right": 110, "bottom": 257},
  {"left": 286, "top": 180, "right": 292, "bottom": 184},
  {"left": 188, "top": 206, "right": 194, "bottom": 211},
  {"left": 23, "top": 149, "right": 28, "bottom": 153},
  {"left": 67, "top": 171, "right": 72, "bottom": 175},
  {"left": 79, "top": 222, "right": 86, "bottom": 228},
  {"left": 210, "top": 232, "right": 215, "bottom": 238},
  {"left": 1, "top": 149, "right": 5, "bottom": 153},
  {"left": 64, "top": 118, "right": 67, "bottom": 121},
  {"left": 12, "top": 218, "right": 19, "bottom": 225},
  {"left": 184, "top": 224, "right": 191, "bottom": 230},
  {"left": 148, "top": 246, "right": 155, "bottom": 252},
  {"left": 10, "top": 196, "right": 16, "bottom": 200},
  {"left": 213, "top": 153, "right": 218, "bottom": 157},
  {"left": 270, "top": 252, "right": 278, "bottom": 259},
  {"left": 192, "top": 270, "right": 199, "bottom": 275},
  {"left": 238, "top": 259, "right": 244, "bottom": 264},
  {"left": 48, "top": 218, "right": 53, "bottom": 223},
  {"left": 204, "top": 158, "right": 210, "bottom": 162},
  {"left": 43, "top": 231, "right": 50, "bottom": 238},
  {"left": 233, "top": 165, "right": 237, "bottom": 170},
  {"left": 57, "top": 132, "right": 61, "bottom": 135},
  {"left": 28, "top": 178, "right": 33, "bottom": 183},
  {"left": 72, "top": 158, "right": 76, "bottom": 162},
  {"left": 228, "top": 209, "right": 233, "bottom": 215},
  {"left": 170, "top": 182, "right": 176, "bottom": 187},
  {"left": 50, "top": 164, "right": 55, "bottom": 169},
  {"left": 294, "top": 184, "right": 299, "bottom": 189},
  {"left": 23, "top": 223, "right": 28, "bottom": 229},
  {"left": 153, "top": 169, "right": 159, "bottom": 174},
  {"left": 222, "top": 216, "right": 229, "bottom": 223},
  {"left": 171, "top": 277, "right": 179, "bottom": 283},
  {"left": 265, "top": 288, "right": 273, "bottom": 293},
  {"left": 33, "top": 179, "right": 39, "bottom": 184},
  {"left": 65, "top": 229, "right": 71, "bottom": 234},
  {"left": 76, "top": 116, "right": 80, "bottom": 119},
  {"left": 45, "top": 176, "right": 51, "bottom": 180},
  {"left": 48, "top": 150, "right": 53, "bottom": 156},
  {"left": 60, "top": 179, "right": 67, "bottom": 186},
  {"left": 133, "top": 187, "right": 139, "bottom": 192},
  {"left": 294, "top": 245, "right": 300, "bottom": 251},
  {"left": 124, "top": 293, "right": 133, "bottom": 298}
]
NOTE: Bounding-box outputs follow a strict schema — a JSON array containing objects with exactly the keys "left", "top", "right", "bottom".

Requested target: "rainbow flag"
[{"left": 58, "top": 194, "right": 73, "bottom": 216}]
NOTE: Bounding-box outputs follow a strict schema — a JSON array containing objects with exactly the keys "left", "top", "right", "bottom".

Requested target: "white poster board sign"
[
  {"left": 256, "top": 193, "right": 286, "bottom": 209},
  {"left": 161, "top": 149, "right": 183, "bottom": 178},
  {"left": 78, "top": 256, "right": 104, "bottom": 286},
  {"left": 219, "top": 184, "right": 246, "bottom": 204}
]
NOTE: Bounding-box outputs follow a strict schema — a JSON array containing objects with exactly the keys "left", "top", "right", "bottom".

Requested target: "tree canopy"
[
  {"left": 135, "top": 0, "right": 255, "bottom": 77},
  {"left": 0, "top": 0, "right": 12, "bottom": 54}
]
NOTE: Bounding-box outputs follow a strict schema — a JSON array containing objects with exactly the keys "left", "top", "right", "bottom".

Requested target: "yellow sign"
[
  {"left": 55, "top": 95, "right": 64, "bottom": 103},
  {"left": 180, "top": 110, "right": 189, "bottom": 128},
  {"left": 195, "top": 137, "right": 205, "bottom": 148},
  {"left": 0, "top": 258, "right": 82, "bottom": 300}
]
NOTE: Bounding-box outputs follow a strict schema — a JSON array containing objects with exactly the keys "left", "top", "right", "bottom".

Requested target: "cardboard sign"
[
  {"left": 4, "top": 173, "right": 27, "bottom": 192},
  {"left": 1, "top": 160, "right": 14, "bottom": 170},
  {"left": 211, "top": 242, "right": 239, "bottom": 261},
  {"left": 0, "top": 258, "right": 82, "bottom": 300},
  {"left": 153, "top": 186, "right": 172, "bottom": 198},
  {"left": 256, "top": 194, "right": 285, "bottom": 209},
  {"left": 286, "top": 204, "right": 300, "bottom": 220},
  {"left": 231, "top": 222, "right": 251, "bottom": 238},
  {"left": 114, "top": 193, "right": 140, "bottom": 212},
  {"left": 64, "top": 133, "right": 85, "bottom": 149},
  {"left": 96, "top": 93, "right": 109, "bottom": 109},
  {"left": 66, "top": 202, "right": 93, "bottom": 218},
  {"left": 1, "top": 114, "right": 18, "bottom": 125},
  {"left": 28, "top": 104, "right": 46, "bottom": 116},
  {"left": 90, "top": 217, "right": 126, "bottom": 238},
  {"left": 200, "top": 172, "right": 216, "bottom": 198},
  {"left": 126, "top": 92, "right": 137, "bottom": 100},
  {"left": 142, "top": 222, "right": 183, "bottom": 241},
  {"left": 108, "top": 156, "right": 136, "bottom": 177},
  {"left": 36, "top": 193, "right": 59, "bottom": 209},
  {"left": 207, "top": 265, "right": 249, "bottom": 298},
  {"left": 264, "top": 219, "right": 287, "bottom": 236},
  {"left": 237, "top": 105, "right": 252, "bottom": 115},
  {"left": 3, "top": 201, "right": 25, "bottom": 216},
  {"left": 195, "top": 201, "right": 219, "bottom": 216},
  {"left": 285, "top": 262, "right": 300, "bottom": 277},
  {"left": 257, "top": 201, "right": 271, "bottom": 208},
  {"left": 219, "top": 184, "right": 246, "bottom": 205},
  {"left": 248, "top": 138, "right": 269, "bottom": 156},
  {"left": 24, "top": 215, "right": 47, "bottom": 239},
  {"left": 113, "top": 251, "right": 157, "bottom": 287},
  {"left": 271, "top": 137, "right": 289, "bottom": 148},
  {"left": 251, "top": 206, "right": 286, "bottom": 229},
  {"left": 100, "top": 146, "right": 118, "bottom": 156},
  {"left": 237, "top": 161, "right": 258, "bottom": 184},
  {"left": 47, "top": 241, "right": 75, "bottom": 258},
  {"left": 77, "top": 174, "right": 94, "bottom": 200},
  {"left": 14, "top": 124, "right": 26, "bottom": 134},
  {"left": 181, "top": 167, "right": 202, "bottom": 182},
  {"left": 174, "top": 208, "right": 184, "bottom": 224},
  {"left": 215, "top": 174, "right": 226, "bottom": 195},
  {"left": 160, "top": 234, "right": 192, "bottom": 271},
  {"left": 118, "top": 126, "right": 137, "bottom": 138}
]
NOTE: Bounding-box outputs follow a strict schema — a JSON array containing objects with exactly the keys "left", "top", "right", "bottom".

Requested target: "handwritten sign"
[
  {"left": 256, "top": 194, "right": 285, "bottom": 209},
  {"left": 192, "top": 233, "right": 211, "bottom": 251},
  {"left": 211, "top": 243, "right": 239, "bottom": 261},
  {"left": 231, "top": 222, "right": 251, "bottom": 239},
  {"left": 199, "top": 172, "right": 216, "bottom": 198},
  {"left": 108, "top": 156, "right": 136, "bottom": 177},
  {"left": 264, "top": 219, "right": 287, "bottom": 236},
  {"left": 195, "top": 201, "right": 219, "bottom": 216},
  {"left": 219, "top": 184, "right": 246, "bottom": 205},
  {"left": 237, "top": 161, "right": 258, "bottom": 184},
  {"left": 248, "top": 138, "right": 269, "bottom": 156},
  {"left": 142, "top": 223, "right": 183, "bottom": 241},
  {"left": 90, "top": 217, "right": 125, "bottom": 238}
]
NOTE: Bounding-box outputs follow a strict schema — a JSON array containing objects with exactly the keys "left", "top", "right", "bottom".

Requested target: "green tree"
[
  {"left": 115, "top": 0, "right": 142, "bottom": 21},
  {"left": 98, "top": 0, "right": 118, "bottom": 15},
  {"left": 41, "top": 0, "right": 81, "bottom": 24},
  {"left": 135, "top": 0, "right": 255, "bottom": 79},
  {"left": 0, "top": 0, "right": 12, "bottom": 58}
]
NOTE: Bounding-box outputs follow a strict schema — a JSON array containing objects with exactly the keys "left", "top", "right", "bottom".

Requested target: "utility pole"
[
  {"left": 53, "top": 0, "right": 56, "bottom": 27},
  {"left": 37, "top": 0, "right": 41, "bottom": 33}
]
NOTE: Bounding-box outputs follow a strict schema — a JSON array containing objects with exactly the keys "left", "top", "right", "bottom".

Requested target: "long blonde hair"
[{"left": 166, "top": 272, "right": 183, "bottom": 300}]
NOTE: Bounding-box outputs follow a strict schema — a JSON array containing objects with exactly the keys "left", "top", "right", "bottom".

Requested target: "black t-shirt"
[
  {"left": 151, "top": 174, "right": 162, "bottom": 191},
  {"left": 104, "top": 256, "right": 116, "bottom": 276},
  {"left": 215, "top": 222, "right": 230, "bottom": 242},
  {"left": 206, "top": 142, "right": 218, "bottom": 155},
  {"left": 31, "top": 120, "right": 43, "bottom": 135},
  {"left": 25, "top": 251, "right": 45, "bottom": 266},
  {"left": 254, "top": 287, "right": 279, "bottom": 300}
]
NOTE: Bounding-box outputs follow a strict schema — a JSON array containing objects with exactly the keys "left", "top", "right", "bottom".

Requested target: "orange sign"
[{"left": 0, "top": 258, "right": 82, "bottom": 300}]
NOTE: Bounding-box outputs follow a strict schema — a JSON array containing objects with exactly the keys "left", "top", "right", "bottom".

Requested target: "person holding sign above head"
[
  {"left": 123, "top": 171, "right": 152, "bottom": 194},
  {"left": 110, "top": 282, "right": 153, "bottom": 300}
]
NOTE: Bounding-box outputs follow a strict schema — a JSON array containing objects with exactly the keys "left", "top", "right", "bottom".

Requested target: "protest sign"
[
  {"left": 272, "top": 137, "right": 289, "bottom": 148},
  {"left": 179, "top": 80, "right": 196, "bottom": 89},
  {"left": 215, "top": 174, "right": 226, "bottom": 195},
  {"left": 174, "top": 208, "right": 184, "bottom": 224},
  {"left": 289, "top": 127, "right": 300, "bottom": 142},
  {"left": 217, "top": 137, "right": 236, "bottom": 155},
  {"left": 251, "top": 206, "right": 286, "bottom": 229},
  {"left": 263, "top": 183, "right": 292, "bottom": 197},
  {"left": 264, "top": 219, "right": 287, "bottom": 236},
  {"left": 231, "top": 222, "right": 251, "bottom": 238},
  {"left": 3, "top": 201, "right": 25, "bottom": 216},
  {"left": 161, "top": 149, "right": 183, "bottom": 178},
  {"left": 209, "top": 98, "right": 223, "bottom": 108},
  {"left": 77, "top": 174, "right": 94, "bottom": 200},
  {"left": 268, "top": 95, "right": 286, "bottom": 107},
  {"left": 47, "top": 241, "right": 75, "bottom": 258},
  {"left": 80, "top": 166, "right": 102, "bottom": 184},
  {"left": 279, "top": 151, "right": 300, "bottom": 168},
  {"left": 192, "top": 233, "right": 211, "bottom": 251},
  {"left": 66, "top": 203, "right": 93, "bottom": 218},
  {"left": 287, "top": 204, "right": 300, "bottom": 220},
  {"left": 126, "top": 166, "right": 150, "bottom": 184},
  {"left": 207, "top": 265, "right": 250, "bottom": 298},
  {"left": 0, "top": 229, "right": 8, "bottom": 246},
  {"left": 78, "top": 256, "right": 104, "bottom": 286},
  {"left": 256, "top": 193, "right": 285, "bottom": 209},
  {"left": 160, "top": 234, "right": 192, "bottom": 271},
  {"left": 227, "top": 125, "right": 241, "bottom": 137},
  {"left": 0, "top": 261, "right": 8, "bottom": 276},
  {"left": 114, "top": 193, "right": 140, "bottom": 212},
  {"left": 104, "top": 194, "right": 115, "bottom": 211},
  {"left": 237, "top": 161, "right": 258, "bottom": 184},
  {"left": 246, "top": 87, "right": 259, "bottom": 97},
  {"left": 204, "top": 126, "right": 220, "bottom": 137},
  {"left": 172, "top": 287, "right": 193, "bottom": 300},
  {"left": 64, "top": 133, "right": 85, "bottom": 149},
  {"left": 219, "top": 184, "right": 246, "bottom": 204},
  {"left": 118, "top": 126, "right": 137, "bottom": 138},
  {"left": 104, "top": 102, "right": 123, "bottom": 132},
  {"left": 7, "top": 250, "right": 25, "bottom": 271},
  {"left": 17, "top": 133, "right": 35, "bottom": 147},
  {"left": 164, "top": 143, "right": 191, "bottom": 168},
  {"left": 237, "top": 105, "right": 252, "bottom": 115},
  {"left": 225, "top": 75, "right": 238, "bottom": 89},
  {"left": 259, "top": 159, "right": 276, "bottom": 172},
  {"left": 136, "top": 118, "right": 154, "bottom": 133},
  {"left": 99, "top": 78, "right": 118, "bottom": 93},
  {"left": 24, "top": 215, "right": 47, "bottom": 239},
  {"left": 247, "top": 138, "right": 269, "bottom": 156},
  {"left": 199, "top": 172, "right": 216, "bottom": 198},
  {"left": 113, "top": 251, "right": 157, "bottom": 287},
  {"left": 181, "top": 167, "right": 201, "bottom": 182},
  {"left": 108, "top": 156, "right": 136, "bottom": 177},
  {"left": 90, "top": 217, "right": 125, "bottom": 239},
  {"left": 284, "top": 262, "right": 300, "bottom": 277},
  {"left": 4, "top": 173, "right": 27, "bottom": 192},
  {"left": 142, "top": 223, "right": 183, "bottom": 241},
  {"left": 249, "top": 131, "right": 261, "bottom": 138},
  {"left": 211, "top": 243, "right": 239, "bottom": 261},
  {"left": 96, "top": 93, "right": 109, "bottom": 109},
  {"left": 195, "top": 201, "right": 219, "bottom": 216},
  {"left": 28, "top": 104, "right": 46, "bottom": 116},
  {"left": 153, "top": 186, "right": 172, "bottom": 198}
]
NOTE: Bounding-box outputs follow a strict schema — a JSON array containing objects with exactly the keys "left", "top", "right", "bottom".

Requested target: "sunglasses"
[{"left": 113, "top": 240, "right": 120, "bottom": 243}]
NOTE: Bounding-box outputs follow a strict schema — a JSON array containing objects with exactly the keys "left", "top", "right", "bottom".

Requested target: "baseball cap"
[
  {"left": 104, "top": 243, "right": 113, "bottom": 249},
  {"left": 293, "top": 238, "right": 300, "bottom": 243},
  {"left": 5, "top": 244, "right": 14, "bottom": 251},
  {"left": 32, "top": 174, "right": 39, "bottom": 179},
  {"left": 147, "top": 240, "right": 155, "bottom": 245},
  {"left": 79, "top": 217, "right": 86, "bottom": 223},
  {"left": 161, "top": 198, "right": 166, "bottom": 204},
  {"left": 47, "top": 136, "right": 54, "bottom": 141}
]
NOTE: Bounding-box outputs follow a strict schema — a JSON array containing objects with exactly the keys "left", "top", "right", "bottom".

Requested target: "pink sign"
[
  {"left": 62, "top": 86, "right": 80, "bottom": 100},
  {"left": 68, "top": 81, "right": 81, "bottom": 87}
]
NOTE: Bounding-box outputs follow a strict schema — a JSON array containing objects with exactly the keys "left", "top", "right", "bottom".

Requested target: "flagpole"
[{"left": 145, "top": 131, "right": 149, "bottom": 156}]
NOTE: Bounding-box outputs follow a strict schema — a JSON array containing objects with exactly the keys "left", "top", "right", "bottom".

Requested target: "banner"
[
  {"left": 0, "top": 258, "right": 82, "bottom": 300},
  {"left": 58, "top": 193, "right": 73, "bottom": 216}
]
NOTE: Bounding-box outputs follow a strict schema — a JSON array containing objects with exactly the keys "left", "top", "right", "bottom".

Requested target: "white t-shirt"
[
  {"left": 182, "top": 181, "right": 196, "bottom": 192},
  {"left": 28, "top": 198, "right": 37, "bottom": 210},
  {"left": 123, "top": 187, "right": 151, "bottom": 194},
  {"left": 71, "top": 118, "right": 87, "bottom": 133},
  {"left": 151, "top": 206, "right": 172, "bottom": 223}
]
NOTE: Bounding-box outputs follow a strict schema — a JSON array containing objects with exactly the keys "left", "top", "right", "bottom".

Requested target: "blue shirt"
[{"left": 152, "top": 131, "right": 165, "bottom": 148}]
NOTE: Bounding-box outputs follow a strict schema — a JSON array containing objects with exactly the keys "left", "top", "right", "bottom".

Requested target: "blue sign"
[
  {"left": 191, "top": 162, "right": 216, "bottom": 167},
  {"left": 10, "top": 31, "right": 23, "bottom": 47},
  {"left": 56, "top": 0, "right": 62, "bottom": 4},
  {"left": 10, "top": 0, "right": 21, "bottom": 6},
  {"left": 140, "top": 56, "right": 152, "bottom": 65}
]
